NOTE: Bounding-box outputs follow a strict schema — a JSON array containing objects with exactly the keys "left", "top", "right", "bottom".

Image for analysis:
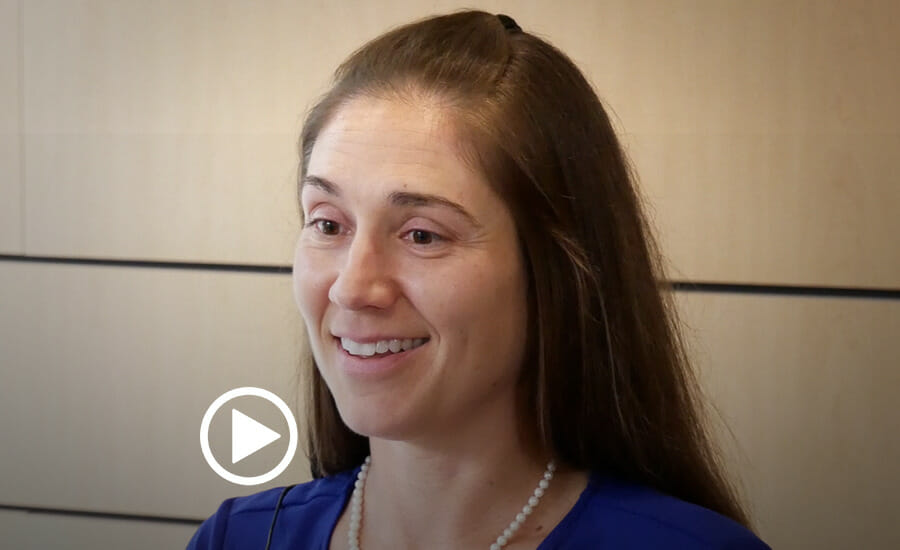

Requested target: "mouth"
[{"left": 335, "top": 336, "right": 429, "bottom": 358}]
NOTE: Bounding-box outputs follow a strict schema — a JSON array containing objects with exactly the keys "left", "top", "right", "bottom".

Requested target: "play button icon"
[
  {"left": 200, "top": 387, "right": 298, "bottom": 486},
  {"left": 231, "top": 409, "right": 281, "bottom": 464}
]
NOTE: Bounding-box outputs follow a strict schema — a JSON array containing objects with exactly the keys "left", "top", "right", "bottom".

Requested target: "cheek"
[
  {"left": 410, "top": 258, "right": 528, "bottom": 356},
  {"left": 292, "top": 247, "right": 331, "bottom": 328}
]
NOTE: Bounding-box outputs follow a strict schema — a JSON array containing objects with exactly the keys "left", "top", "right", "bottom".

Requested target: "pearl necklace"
[{"left": 348, "top": 456, "right": 557, "bottom": 550}]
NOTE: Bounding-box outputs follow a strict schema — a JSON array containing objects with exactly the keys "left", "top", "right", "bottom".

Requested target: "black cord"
[{"left": 265, "top": 484, "right": 298, "bottom": 550}]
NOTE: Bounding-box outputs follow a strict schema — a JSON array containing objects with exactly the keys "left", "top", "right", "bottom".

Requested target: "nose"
[{"left": 328, "top": 233, "right": 399, "bottom": 311}]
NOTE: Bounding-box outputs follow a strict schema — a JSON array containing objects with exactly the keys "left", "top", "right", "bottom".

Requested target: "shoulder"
[
  {"left": 186, "top": 469, "right": 356, "bottom": 550},
  {"left": 551, "top": 473, "right": 770, "bottom": 550}
]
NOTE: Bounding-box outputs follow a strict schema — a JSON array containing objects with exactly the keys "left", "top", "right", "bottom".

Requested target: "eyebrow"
[{"left": 301, "top": 174, "right": 482, "bottom": 228}]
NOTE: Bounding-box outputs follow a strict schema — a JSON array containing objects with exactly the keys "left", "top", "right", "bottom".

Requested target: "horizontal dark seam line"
[
  {"left": 0, "top": 254, "right": 290, "bottom": 274},
  {"left": 0, "top": 503, "right": 203, "bottom": 525},
  {"left": 669, "top": 280, "right": 900, "bottom": 300},
  {"left": 1, "top": 254, "right": 897, "bottom": 300}
]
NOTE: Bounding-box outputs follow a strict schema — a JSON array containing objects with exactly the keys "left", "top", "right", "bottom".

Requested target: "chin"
[{"left": 335, "top": 397, "right": 422, "bottom": 441}]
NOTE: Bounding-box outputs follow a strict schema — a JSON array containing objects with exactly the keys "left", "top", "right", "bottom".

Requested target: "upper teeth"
[{"left": 340, "top": 337, "right": 427, "bottom": 357}]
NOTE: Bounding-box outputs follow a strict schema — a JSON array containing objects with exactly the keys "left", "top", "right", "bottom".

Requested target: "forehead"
[{"left": 306, "top": 97, "right": 488, "bottom": 200}]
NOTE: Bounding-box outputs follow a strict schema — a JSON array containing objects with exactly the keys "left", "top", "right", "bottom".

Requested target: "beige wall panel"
[
  {"left": 631, "top": 132, "right": 899, "bottom": 287},
  {"left": 0, "top": 262, "right": 311, "bottom": 519},
  {"left": 0, "top": 0, "right": 22, "bottom": 253},
  {"left": 677, "top": 292, "right": 899, "bottom": 549},
  {"left": 0, "top": 509, "right": 197, "bottom": 549},
  {"left": 22, "top": 0, "right": 307, "bottom": 264},
  {"left": 554, "top": 0, "right": 900, "bottom": 287}
]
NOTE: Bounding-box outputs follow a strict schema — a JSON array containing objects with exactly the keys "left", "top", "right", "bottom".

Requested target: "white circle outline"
[{"left": 200, "top": 386, "right": 298, "bottom": 486}]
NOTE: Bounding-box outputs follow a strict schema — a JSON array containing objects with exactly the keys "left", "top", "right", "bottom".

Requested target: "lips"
[
  {"left": 331, "top": 335, "right": 429, "bottom": 377},
  {"left": 339, "top": 336, "right": 428, "bottom": 357}
]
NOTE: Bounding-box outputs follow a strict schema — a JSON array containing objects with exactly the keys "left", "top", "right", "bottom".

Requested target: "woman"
[{"left": 189, "top": 10, "right": 769, "bottom": 549}]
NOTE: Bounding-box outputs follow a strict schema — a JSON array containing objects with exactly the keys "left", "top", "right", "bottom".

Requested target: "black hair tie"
[{"left": 497, "top": 13, "right": 522, "bottom": 33}]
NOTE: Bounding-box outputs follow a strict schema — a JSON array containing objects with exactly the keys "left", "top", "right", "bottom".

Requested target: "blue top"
[{"left": 187, "top": 469, "right": 770, "bottom": 549}]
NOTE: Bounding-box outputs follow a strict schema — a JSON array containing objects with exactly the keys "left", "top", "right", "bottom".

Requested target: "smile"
[{"left": 339, "top": 337, "right": 428, "bottom": 358}]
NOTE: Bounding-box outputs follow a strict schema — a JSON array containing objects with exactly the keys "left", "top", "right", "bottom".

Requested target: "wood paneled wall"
[
  {"left": 1, "top": 1, "right": 897, "bottom": 548},
  {"left": 0, "top": 0, "right": 21, "bottom": 252}
]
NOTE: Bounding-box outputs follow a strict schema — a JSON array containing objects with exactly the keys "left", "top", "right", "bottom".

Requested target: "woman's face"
[{"left": 293, "top": 96, "right": 529, "bottom": 441}]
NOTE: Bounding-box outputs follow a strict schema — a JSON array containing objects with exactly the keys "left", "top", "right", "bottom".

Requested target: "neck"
[{"left": 357, "top": 395, "right": 551, "bottom": 548}]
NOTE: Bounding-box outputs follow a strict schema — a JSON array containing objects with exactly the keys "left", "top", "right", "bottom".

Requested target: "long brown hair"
[{"left": 297, "top": 9, "right": 751, "bottom": 528}]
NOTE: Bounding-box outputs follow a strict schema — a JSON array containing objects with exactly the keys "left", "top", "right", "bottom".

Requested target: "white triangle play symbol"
[{"left": 231, "top": 408, "right": 282, "bottom": 464}]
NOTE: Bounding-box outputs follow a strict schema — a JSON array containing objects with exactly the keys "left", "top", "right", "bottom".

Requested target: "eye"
[
  {"left": 405, "top": 229, "right": 442, "bottom": 245},
  {"left": 308, "top": 218, "right": 341, "bottom": 236}
]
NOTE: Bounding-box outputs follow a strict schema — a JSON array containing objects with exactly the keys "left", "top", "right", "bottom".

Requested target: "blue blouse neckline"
[{"left": 321, "top": 465, "right": 602, "bottom": 548}]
